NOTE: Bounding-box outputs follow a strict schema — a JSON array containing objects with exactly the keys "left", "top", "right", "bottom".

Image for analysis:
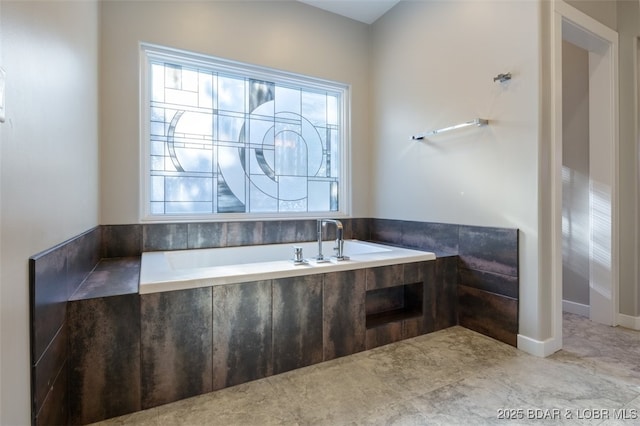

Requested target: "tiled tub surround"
[
  {"left": 137, "top": 262, "right": 438, "bottom": 411},
  {"left": 29, "top": 227, "right": 103, "bottom": 426},
  {"left": 29, "top": 218, "right": 518, "bottom": 425},
  {"left": 370, "top": 219, "right": 519, "bottom": 346}
]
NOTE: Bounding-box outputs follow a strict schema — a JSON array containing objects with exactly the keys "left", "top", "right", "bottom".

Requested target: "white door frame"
[{"left": 551, "top": 1, "right": 619, "bottom": 345}]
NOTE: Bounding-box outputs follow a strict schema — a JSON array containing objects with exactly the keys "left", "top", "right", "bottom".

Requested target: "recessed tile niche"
[{"left": 365, "top": 282, "right": 424, "bottom": 329}]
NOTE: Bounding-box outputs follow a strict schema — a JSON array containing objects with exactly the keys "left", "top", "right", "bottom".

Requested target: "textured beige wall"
[
  {"left": 0, "top": 1, "right": 100, "bottom": 424},
  {"left": 99, "top": 0, "right": 372, "bottom": 224},
  {"left": 566, "top": 0, "right": 618, "bottom": 29}
]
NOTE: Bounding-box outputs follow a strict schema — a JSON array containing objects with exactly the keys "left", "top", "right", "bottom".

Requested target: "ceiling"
[{"left": 297, "top": 0, "right": 401, "bottom": 24}]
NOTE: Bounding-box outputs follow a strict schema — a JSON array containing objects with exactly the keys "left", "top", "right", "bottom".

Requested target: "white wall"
[
  {"left": 370, "top": 1, "right": 543, "bottom": 340},
  {"left": 0, "top": 1, "right": 100, "bottom": 424},
  {"left": 562, "top": 41, "right": 590, "bottom": 309},
  {"left": 100, "top": 0, "right": 372, "bottom": 224}
]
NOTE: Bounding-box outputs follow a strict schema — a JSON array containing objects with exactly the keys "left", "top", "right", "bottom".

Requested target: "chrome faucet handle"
[
  {"left": 291, "top": 246, "right": 309, "bottom": 265},
  {"left": 333, "top": 240, "right": 348, "bottom": 261}
]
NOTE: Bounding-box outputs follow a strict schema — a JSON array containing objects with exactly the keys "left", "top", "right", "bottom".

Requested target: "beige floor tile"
[{"left": 93, "top": 315, "right": 639, "bottom": 426}]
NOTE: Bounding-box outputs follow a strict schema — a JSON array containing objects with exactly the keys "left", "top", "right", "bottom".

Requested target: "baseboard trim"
[
  {"left": 562, "top": 300, "right": 590, "bottom": 317},
  {"left": 517, "top": 334, "right": 562, "bottom": 357},
  {"left": 617, "top": 313, "right": 640, "bottom": 330}
]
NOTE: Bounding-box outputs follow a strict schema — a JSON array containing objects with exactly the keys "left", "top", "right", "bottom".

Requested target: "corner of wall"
[
  {"left": 517, "top": 333, "right": 562, "bottom": 357},
  {"left": 617, "top": 313, "right": 640, "bottom": 331}
]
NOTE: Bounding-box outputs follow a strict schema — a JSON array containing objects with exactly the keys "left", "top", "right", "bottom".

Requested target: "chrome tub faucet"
[{"left": 316, "top": 219, "right": 348, "bottom": 261}]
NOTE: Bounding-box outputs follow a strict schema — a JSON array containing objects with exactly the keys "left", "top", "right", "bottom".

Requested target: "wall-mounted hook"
[{"left": 493, "top": 72, "right": 512, "bottom": 83}]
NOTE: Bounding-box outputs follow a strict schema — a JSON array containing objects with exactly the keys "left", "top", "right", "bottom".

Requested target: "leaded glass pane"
[
  {"left": 151, "top": 64, "right": 165, "bottom": 102},
  {"left": 301, "top": 91, "right": 327, "bottom": 126},
  {"left": 165, "top": 88, "right": 198, "bottom": 108},
  {"left": 275, "top": 131, "right": 307, "bottom": 176},
  {"left": 198, "top": 73, "right": 214, "bottom": 109},
  {"left": 150, "top": 121, "right": 166, "bottom": 138},
  {"left": 151, "top": 202, "right": 164, "bottom": 215},
  {"left": 218, "top": 114, "right": 245, "bottom": 143},
  {"left": 165, "top": 201, "right": 212, "bottom": 214},
  {"left": 218, "top": 75, "right": 245, "bottom": 112},
  {"left": 151, "top": 176, "right": 164, "bottom": 201},
  {"left": 249, "top": 180, "right": 278, "bottom": 212},
  {"left": 146, "top": 49, "right": 345, "bottom": 216},
  {"left": 165, "top": 176, "right": 212, "bottom": 202},
  {"left": 327, "top": 95, "right": 338, "bottom": 125},
  {"left": 308, "top": 180, "right": 330, "bottom": 212},
  {"left": 150, "top": 154, "right": 164, "bottom": 172},
  {"left": 275, "top": 86, "right": 301, "bottom": 115},
  {"left": 181, "top": 68, "right": 199, "bottom": 92},
  {"left": 164, "top": 64, "right": 181, "bottom": 89}
]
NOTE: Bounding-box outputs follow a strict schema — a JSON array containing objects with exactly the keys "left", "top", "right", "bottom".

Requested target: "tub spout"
[{"left": 316, "top": 219, "right": 348, "bottom": 261}]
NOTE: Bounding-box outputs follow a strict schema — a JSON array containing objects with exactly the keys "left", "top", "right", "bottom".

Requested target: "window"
[{"left": 140, "top": 44, "right": 350, "bottom": 220}]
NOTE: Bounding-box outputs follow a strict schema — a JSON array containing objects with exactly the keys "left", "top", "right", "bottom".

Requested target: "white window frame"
[{"left": 139, "top": 42, "right": 351, "bottom": 222}]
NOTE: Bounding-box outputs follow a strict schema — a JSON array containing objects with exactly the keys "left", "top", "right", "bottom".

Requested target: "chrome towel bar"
[{"left": 411, "top": 118, "right": 488, "bottom": 140}]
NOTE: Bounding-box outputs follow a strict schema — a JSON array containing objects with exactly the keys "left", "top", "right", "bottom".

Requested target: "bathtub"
[{"left": 140, "top": 239, "right": 435, "bottom": 294}]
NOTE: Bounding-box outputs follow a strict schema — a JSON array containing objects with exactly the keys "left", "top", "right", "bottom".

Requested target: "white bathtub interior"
[
  {"left": 140, "top": 239, "right": 435, "bottom": 294},
  {"left": 166, "top": 240, "right": 391, "bottom": 270}
]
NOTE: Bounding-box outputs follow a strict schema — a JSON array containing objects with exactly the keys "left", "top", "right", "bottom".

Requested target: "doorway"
[
  {"left": 552, "top": 1, "right": 619, "bottom": 347},
  {"left": 561, "top": 40, "right": 591, "bottom": 319}
]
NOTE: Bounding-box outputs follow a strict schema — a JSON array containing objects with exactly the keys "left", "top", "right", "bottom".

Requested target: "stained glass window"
[{"left": 141, "top": 44, "right": 348, "bottom": 218}]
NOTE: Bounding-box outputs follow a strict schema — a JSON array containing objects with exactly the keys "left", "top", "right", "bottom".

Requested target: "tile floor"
[{"left": 94, "top": 313, "right": 640, "bottom": 425}]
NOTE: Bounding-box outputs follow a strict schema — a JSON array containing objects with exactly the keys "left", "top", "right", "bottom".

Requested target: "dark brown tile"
[
  {"left": 323, "top": 270, "right": 366, "bottom": 361},
  {"left": 68, "top": 295, "right": 141, "bottom": 424},
  {"left": 212, "top": 281, "right": 271, "bottom": 390},
  {"left": 141, "top": 288, "right": 212, "bottom": 408},
  {"left": 344, "top": 217, "right": 371, "bottom": 241},
  {"left": 143, "top": 223, "right": 188, "bottom": 251},
  {"left": 30, "top": 248, "right": 68, "bottom": 363},
  {"left": 459, "top": 267, "right": 518, "bottom": 299},
  {"left": 226, "top": 221, "right": 264, "bottom": 246},
  {"left": 67, "top": 227, "right": 101, "bottom": 297},
  {"left": 402, "top": 317, "right": 425, "bottom": 339},
  {"left": 403, "top": 261, "right": 424, "bottom": 284},
  {"left": 32, "top": 325, "right": 66, "bottom": 415},
  {"left": 262, "top": 220, "right": 297, "bottom": 244},
  {"left": 102, "top": 224, "right": 142, "bottom": 257},
  {"left": 366, "top": 321, "right": 403, "bottom": 350},
  {"left": 187, "top": 222, "right": 227, "bottom": 249},
  {"left": 458, "top": 226, "right": 518, "bottom": 277},
  {"left": 69, "top": 257, "right": 140, "bottom": 301},
  {"left": 295, "top": 219, "right": 317, "bottom": 242},
  {"left": 273, "top": 276, "right": 323, "bottom": 374},
  {"left": 422, "top": 260, "right": 437, "bottom": 334},
  {"left": 366, "top": 264, "right": 404, "bottom": 290},
  {"left": 369, "top": 218, "right": 402, "bottom": 245},
  {"left": 365, "top": 286, "right": 405, "bottom": 316},
  {"left": 35, "top": 363, "right": 67, "bottom": 426},
  {"left": 458, "top": 284, "right": 518, "bottom": 347},
  {"left": 404, "top": 281, "right": 425, "bottom": 315},
  {"left": 435, "top": 256, "right": 458, "bottom": 331},
  {"left": 401, "top": 221, "right": 459, "bottom": 256}
]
